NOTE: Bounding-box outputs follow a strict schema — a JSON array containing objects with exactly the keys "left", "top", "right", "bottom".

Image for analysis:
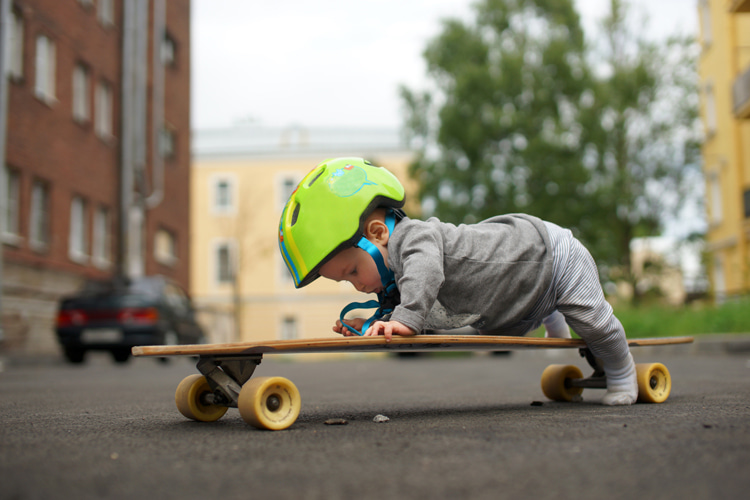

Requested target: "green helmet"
[{"left": 278, "top": 157, "right": 405, "bottom": 288}]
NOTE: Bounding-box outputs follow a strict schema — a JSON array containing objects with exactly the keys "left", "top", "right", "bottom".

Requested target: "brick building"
[{"left": 0, "top": 0, "right": 192, "bottom": 355}]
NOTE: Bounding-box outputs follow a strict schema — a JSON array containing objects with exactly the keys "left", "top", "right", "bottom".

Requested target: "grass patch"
[{"left": 612, "top": 298, "right": 750, "bottom": 338}]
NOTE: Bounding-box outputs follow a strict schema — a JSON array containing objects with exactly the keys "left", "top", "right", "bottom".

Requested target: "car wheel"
[
  {"left": 64, "top": 347, "right": 86, "bottom": 364},
  {"left": 111, "top": 349, "right": 131, "bottom": 364}
]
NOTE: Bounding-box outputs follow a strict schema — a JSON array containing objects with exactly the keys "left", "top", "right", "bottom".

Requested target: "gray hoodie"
[{"left": 386, "top": 214, "right": 553, "bottom": 335}]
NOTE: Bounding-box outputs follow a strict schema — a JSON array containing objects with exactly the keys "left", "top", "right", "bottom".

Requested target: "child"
[{"left": 279, "top": 157, "right": 638, "bottom": 406}]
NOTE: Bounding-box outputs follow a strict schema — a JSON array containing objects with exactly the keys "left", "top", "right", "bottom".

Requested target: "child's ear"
[{"left": 365, "top": 219, "right": 390, "bottom": 244}]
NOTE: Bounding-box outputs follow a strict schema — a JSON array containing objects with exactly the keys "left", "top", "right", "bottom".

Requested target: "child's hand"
[
  {"left": 364, "top": 321, "right": 416, "bottom": 342},
  {"left": 333, "top": 318, "right": 365, "bottom": 336}
]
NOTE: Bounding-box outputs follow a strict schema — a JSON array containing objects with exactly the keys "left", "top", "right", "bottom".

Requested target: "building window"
[
  {"left": 30, "top": 181, "right": 50, "bottom": 251},
  {"left": 34, "top": 35, "right": 56, "bottom": 104},
  {"left": 3, "top": 166, "right": 21, "bottom": 244},
  {"left": 161, "top": 33, "right": 176, "bottom": 66},
  {"left": 215, "top": 241, "right": 236, "bottom": 284},
  {"left": 155, "top": 228, "right": 177, "bottom": 266},
  {"left": 128, "top": 205, "right": 145, "bottom": 277},
  {"left": 92, "top": 206, "right": 110, "bottom": 268},
  {"left": 213, "top": 176, "right": 235, "bottom": 214},
  {"left": 280, "top": 316, "right": 298, "bottom": 340},
  {"left": 97, "top": 0, "right": 115, "bottom": 27},
  {"left": 72, "top": 64, "right": 90, "bottom": 123},
  {"left": 69, "top": 196, "right": 88, "bottom": 263},
  {"left": 159, "top": 128, "right": 175, "bottom": 158},
  {"left": 709, "top": 172, "right": 722, "bottom": 225},
  {"left": 704, "top": 83, "right": 717, "bottom": 137},
  {"left": 216, "top": 181, "right": 231, "bottom": 210},
  {"left": 6, "top": 9, "right": 24, "bottom": 79},
  {"left": 95, "top": 80, "right": 113, "bottom": 139}
]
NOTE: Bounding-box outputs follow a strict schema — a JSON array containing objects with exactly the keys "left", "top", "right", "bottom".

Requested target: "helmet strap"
[
  {"left": 339, "top": 210, "right": 400, "bottom": 336},
  {"left": 354, "top": 210, "right": 396, "bottom": 290}
]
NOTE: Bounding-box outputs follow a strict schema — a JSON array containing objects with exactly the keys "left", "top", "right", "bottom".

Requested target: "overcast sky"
[{"left": 191, "top": 0, "right": 698, "bottom": 131}]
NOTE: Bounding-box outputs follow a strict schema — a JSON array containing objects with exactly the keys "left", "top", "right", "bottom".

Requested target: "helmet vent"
[
  {"left": 307, "top": 169, "right": 325, "bottom": 187},
  {"left": 291, "top": 203, "right": 300, "bottom": 226}
]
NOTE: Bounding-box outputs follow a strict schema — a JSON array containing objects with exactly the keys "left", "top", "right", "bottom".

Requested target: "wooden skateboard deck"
[
  {"left": 132, "top": 334, "right": 694, "bottom": 357},
  {"left": 132, "top": 335, "right": 694, "bottom": 431}
]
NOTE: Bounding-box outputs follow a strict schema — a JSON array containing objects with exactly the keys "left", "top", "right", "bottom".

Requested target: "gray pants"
[{"left": 524, "top": 222, "right": 631, "bottom": 366}]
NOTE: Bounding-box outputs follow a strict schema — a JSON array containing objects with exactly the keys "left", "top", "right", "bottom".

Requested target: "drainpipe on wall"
[
  {"left": 133, "top": 0, "right": 148, "bottom": 188},
  {"left": 120, "top": 0, "right": 157, "bottom": 280},
  {"left": 0, "top": 0, "right": 13, "bottom": 343},
  {"left": 145, "top": 0, "right": 165, "bottom": 210},
  {"left": 118, "top": 0, "right": 136, "bottom": 282}
]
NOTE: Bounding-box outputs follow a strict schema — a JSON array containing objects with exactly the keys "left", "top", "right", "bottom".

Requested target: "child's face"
[{"left": 319, "top": 245, "right": 385, "bottom": 294}]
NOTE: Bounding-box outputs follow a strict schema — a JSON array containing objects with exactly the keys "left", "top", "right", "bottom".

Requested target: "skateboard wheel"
[
  {"left": 175, "top": 374, "right": 228, "bottom": 422},
  {"left": 541, "top": 364, "right": 584, "bottom": 402},
  {"left": 238, "top": 376, "right": 301, "bottom": 431},
  {"left": 636, "top": 363, "right": 671, "bottom": 403}
]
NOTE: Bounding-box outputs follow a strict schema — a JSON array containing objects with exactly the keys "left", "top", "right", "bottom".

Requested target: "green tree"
[
  {"left": 401, "top": 0, "right": 701, "bottom": 295},
  {"left": 580, "top": 0, "right": 702, "bottom": 295},
  {"left": 402, "top": 0, "right": 595, "bottom": 230}
]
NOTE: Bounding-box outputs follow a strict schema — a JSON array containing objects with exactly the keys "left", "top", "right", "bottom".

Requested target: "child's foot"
[{"left": 602, "top": 353, "right": 638, "bottom": 406}]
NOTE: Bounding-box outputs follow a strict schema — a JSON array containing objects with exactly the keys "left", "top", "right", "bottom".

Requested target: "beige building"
[
  {"left": 698, "top": 0, "right": 750, "bottom": 299},
  {"left": 191, "top": 125, "right": 416, "bottom": 343}
]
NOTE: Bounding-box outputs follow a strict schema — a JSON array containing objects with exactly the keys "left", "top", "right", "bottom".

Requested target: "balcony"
[
  {"left": 729, "top": 0, "right": 750, "bottom": 12},
  {"left": 734, "top": 66, "right": 750, "bottom": 119}
]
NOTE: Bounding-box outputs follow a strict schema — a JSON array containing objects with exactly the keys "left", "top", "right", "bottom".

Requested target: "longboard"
[{"left": 132, "top": 335, "right": 694, "bottom": 431}]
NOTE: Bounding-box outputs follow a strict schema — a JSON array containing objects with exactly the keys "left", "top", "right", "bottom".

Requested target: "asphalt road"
[{"left": 1, "top": 342, "right": 749, "bottom": 500}]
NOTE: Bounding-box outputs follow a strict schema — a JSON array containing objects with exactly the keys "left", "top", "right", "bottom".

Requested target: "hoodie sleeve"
[{"left": 387, "top": 219, "right": 445, "bottom": 333}]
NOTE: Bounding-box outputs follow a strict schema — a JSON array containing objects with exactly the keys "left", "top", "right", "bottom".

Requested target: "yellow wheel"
[
  {"left": 238, "top": 376, "right": 301, "bottom": 431},
  {"left": 636, "top": 363, "right": 671, "bottom": 403},
  {"left": 541, "top": 364, "right": 584, "bottom": 402},
  {"left": 175, "top": 374, "right": 228, "bottom": 422}
]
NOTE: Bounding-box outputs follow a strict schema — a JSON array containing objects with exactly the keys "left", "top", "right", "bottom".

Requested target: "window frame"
[
  {"left": 280, "top": 316, "right": 298, "bottom": 340},
  {"left": 97, "top": 0, "right": 115, "bottom": 27},
  {"left": 7, "top": 8, "right": 24, "bottom": 80},
  {"left": 161, "top": 32, "right": 176, "bottom": 67},
  {"left": 95, "top": 79, "right": 113, "bottom": 139},
  {"left": 154, "top": 227, "right": 178, "bottom": 267},
  {"left": 29, "top": 180, "right": 50, "bottom": 251},
  {"left": 68, "top": 195, "right": 89, "bottom": 263},
  {"left": 34, "top": 34, "right": 56, "bottom": 104},
  {"left": 214, "top": 239, "right": 237, "bottom": 285},
  {"left": 2, "top": 166, "right": 21, "bottom": 245},
  {"left": 211, "top": 175, "right": 237, "bottom": 215},
  {"left": 72, "top": 63, "right": 91, "bottom": 123},
  {"left": 92, "top": 206, "right": 111, "bottom": 268}
]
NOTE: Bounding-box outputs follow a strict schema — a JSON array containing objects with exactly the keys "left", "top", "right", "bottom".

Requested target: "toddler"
[{"left": 278, "top": 158, "right": 638, "bottom": 405}]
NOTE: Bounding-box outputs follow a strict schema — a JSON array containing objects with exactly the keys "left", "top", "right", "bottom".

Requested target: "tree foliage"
[{"left": 401, "top": 0, "right": 702, "bottom": 287}]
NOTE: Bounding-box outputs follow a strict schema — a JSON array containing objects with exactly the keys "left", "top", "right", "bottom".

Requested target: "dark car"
[{"left": 56, "top": 276, "right": 206, "bottom": 364}]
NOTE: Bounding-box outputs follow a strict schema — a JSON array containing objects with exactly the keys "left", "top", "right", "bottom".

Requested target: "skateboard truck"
[
  {"left": 196, "top": 355, "right": 263, "bottom": 407},
  {"left": 569, "top": 347, "right": 607, "bottom": 390}
]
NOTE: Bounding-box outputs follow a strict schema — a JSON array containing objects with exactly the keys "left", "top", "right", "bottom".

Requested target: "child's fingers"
[
  {"left": 383, "top": 323, "right": 393, "bottom": 342},
  {"left": 364, "top": 322, "right": 381, "bottom": 337},
  {"left": 332, "top": 320, "right": 344, "bottom": 334},
  {"left": 372, "top": 322, "right": 392, "bottom": 342}
]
